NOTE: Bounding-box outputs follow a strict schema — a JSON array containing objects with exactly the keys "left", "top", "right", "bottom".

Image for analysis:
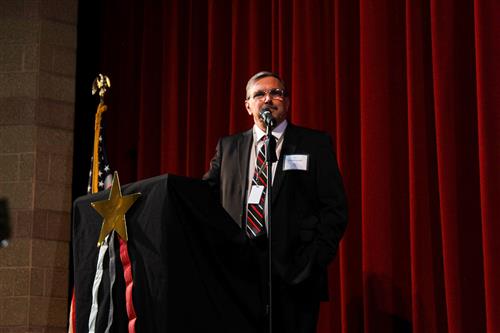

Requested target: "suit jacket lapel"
[
  {"left": 238, "top": 129, "right": 253, "bottom": 210},
  {"left": 272, "top": 124, "right": 299, "bottom": 204}
]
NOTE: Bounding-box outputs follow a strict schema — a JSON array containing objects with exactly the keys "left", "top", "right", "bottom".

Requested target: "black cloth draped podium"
[{"left": 72, "top": 174, "right": 264, "bottom": 332}]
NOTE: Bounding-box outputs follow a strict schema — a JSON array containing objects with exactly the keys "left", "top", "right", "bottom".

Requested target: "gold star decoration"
[{"left": 91, "top": 171, "right": 141, "bottom": 247}]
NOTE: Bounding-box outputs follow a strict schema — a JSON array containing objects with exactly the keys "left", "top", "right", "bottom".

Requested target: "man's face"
[{"left": 245, "top": 76, "right": 289, "bottom": 131}]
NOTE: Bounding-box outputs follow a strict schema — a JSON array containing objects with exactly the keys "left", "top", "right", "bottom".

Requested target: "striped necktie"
[{"left": 246, "top": 136, "right": 268, "bottom": 238}]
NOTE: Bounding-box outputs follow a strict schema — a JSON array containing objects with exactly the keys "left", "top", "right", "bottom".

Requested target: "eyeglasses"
[{"left": 249, "top": 88, "right": 286, "bottom": 101}]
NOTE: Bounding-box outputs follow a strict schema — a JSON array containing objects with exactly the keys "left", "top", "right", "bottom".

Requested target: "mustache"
[{"left": 262, "top": 105, "right": 278, "bottom": 111}]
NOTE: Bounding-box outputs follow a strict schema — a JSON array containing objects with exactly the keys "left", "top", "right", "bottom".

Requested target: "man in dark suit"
[{"left": 203, "top": 71, "right": 347, "bottom": 333}]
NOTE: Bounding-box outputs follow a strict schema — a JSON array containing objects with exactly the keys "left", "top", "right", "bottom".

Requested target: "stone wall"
[{"left": 0, "top": 1, "right": 77, "bottom": 332}]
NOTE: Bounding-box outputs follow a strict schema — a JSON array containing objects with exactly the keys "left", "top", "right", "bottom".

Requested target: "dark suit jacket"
[{"left": 203, "top": 123, "right": 347, "bottom": 300}]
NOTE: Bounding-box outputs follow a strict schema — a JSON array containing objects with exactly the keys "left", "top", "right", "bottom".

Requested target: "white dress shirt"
[{"left": 246, "top": 120, "right": 288, "bottom": 230}]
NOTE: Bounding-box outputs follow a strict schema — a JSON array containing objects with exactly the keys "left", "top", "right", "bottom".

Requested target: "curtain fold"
[
  {"left": 430, "top": 0, "right": 486, "bottom": 331},
  {"left": 74, "top": 0, "right": 500, "bottom": 331},
  {"left": 406, "top": 1, "right": 447, "bottom": 332},
  {"left": 359, "top": 0, "right": 412, "bottom": 330},
  {"left": 473, "top": 1, "right": 500, "bottom": 332}
]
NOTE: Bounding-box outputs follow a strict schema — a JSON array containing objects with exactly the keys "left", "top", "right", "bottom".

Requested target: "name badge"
[
  {"left": 248, "top": 185, "right": 265, "bottom": 204},
  {"left": 283, "top": 154, "right": 309, "bottom": 171}
]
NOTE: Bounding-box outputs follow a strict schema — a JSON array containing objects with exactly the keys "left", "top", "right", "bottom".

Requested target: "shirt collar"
[{"left": 253, "top": 120, "right": 288, "bottom": 143}]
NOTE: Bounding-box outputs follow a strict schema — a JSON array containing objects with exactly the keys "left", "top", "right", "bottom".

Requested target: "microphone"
[{"left": 260, "top": 107, "right": 276, "bottom": 128}]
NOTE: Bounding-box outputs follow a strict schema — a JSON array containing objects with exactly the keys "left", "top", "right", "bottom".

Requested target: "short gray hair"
[{"left": 245, "top": 71, "right": 287, "bottom": 99}]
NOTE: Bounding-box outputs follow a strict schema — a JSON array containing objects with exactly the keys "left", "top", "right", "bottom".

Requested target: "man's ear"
[{"left": 245, "top": 100, "right": 251, "bottom": 115}]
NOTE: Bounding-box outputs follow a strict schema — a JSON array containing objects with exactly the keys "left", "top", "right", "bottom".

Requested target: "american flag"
[
  {"left": 68, "top": 129, "right": 113, "bottom": 333},
  {"left": 87, "top": 131, "right": 112, "bottom": 193}
]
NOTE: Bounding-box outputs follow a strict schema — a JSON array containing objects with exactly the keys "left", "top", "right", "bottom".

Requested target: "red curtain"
[{"left": 80, "top": 0, "right": 500, "bottom": 331}]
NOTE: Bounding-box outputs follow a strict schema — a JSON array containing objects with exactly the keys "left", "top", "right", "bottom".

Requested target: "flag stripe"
[
  {"left": 88, "top": 235, "right": 110, "bottom": 333},
  {"left": 104, "top": 234, "right": 117, "bottom": 333},
  {"left": 119, "top": 238, "right": 137, "bottom": 333},
  {"left": 68, "top": 290, "right": 76, "bottom": 333}
]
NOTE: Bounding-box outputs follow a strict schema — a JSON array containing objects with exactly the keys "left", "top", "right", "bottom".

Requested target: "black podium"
[{"left": 72, "top": 174, "right": 264, "bottom": 332}]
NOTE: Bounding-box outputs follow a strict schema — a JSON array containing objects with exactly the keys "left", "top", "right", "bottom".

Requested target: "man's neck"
[{"left": 254, "top": 120, "right": 288, "bottom": 137}]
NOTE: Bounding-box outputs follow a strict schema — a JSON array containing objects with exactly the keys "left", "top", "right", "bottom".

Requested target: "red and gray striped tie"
[
  {"left": 246, "top": 137, "right": 268, "bottom": 238},
  {"left": 247, "top": 136, "right": 267, "bottom": 238}
]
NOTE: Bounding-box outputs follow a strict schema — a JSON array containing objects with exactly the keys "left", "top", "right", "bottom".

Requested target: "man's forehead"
[{"left": 251, "top": 76, "right": 284, "bottom": 90}]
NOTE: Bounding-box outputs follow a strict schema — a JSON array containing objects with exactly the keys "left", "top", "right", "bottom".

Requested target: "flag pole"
[{"left": 91, "top": 74, "right": 111, "bottom": 193}]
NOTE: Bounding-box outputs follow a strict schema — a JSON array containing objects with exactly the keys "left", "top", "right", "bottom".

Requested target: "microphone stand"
[{"left": 265, "top": 126, "right": 277, "bottom": 333}]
